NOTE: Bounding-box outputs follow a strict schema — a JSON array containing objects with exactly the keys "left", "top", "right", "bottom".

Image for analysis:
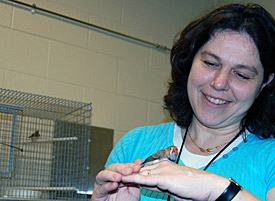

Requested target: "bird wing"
[{"left": 143, "top": 149, "right": 166, "bottom": 164}]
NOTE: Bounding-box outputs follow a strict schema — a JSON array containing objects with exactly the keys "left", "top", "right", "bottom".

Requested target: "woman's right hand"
[{"left": 91, "top": 159, "right": 143, "bottom": 201}]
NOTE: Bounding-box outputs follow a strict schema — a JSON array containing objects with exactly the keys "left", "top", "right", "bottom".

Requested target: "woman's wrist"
[
  {"left": 215, "top": 178, "right": 242, "bottom": 201},
  {"left": 208, "top": 175, "right": 231, "bottom": 201},
  {"left": 206, "top": 174, "right": 261, "bottom": 201}
]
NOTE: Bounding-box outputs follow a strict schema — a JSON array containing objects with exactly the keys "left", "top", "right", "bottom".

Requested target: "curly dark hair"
[{"left": 164, "top": 3, "right": 275, "bottom": 138}]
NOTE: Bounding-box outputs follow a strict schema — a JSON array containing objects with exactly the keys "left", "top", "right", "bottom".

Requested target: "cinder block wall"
[{"left": 0, "top": 0, "right": 272, "bottom": 146}]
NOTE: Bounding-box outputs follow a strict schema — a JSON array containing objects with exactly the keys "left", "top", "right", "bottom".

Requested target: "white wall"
[{"left": 6, "top": 0, "right": 273, "bottom": 146}]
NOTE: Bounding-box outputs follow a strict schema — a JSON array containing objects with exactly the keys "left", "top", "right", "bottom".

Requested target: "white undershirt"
[{"left": 173, "top": 124, "right": 245, "bottom": 169}]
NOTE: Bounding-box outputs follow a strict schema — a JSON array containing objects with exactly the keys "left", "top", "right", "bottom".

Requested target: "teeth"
[{"left": 206, "top": 95, "right": 227, "bottom": 105}]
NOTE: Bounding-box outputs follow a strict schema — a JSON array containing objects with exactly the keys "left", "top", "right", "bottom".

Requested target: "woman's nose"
[{"left": 210, "top": 70, "right": 230, "bottom": 91}]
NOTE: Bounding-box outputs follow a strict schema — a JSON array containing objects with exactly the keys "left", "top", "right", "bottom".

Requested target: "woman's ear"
[{"left": 261, "top": 73, "right": 275, "bottom": 91}]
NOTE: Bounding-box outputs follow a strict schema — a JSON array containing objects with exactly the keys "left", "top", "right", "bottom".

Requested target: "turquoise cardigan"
[{"left": 106, "top": 122, "right": 275, "bottom": 201}]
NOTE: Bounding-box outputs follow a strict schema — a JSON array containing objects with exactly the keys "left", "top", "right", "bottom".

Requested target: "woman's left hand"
[{"left": 122, "top": 161, "right": 229, "bottom": 201}]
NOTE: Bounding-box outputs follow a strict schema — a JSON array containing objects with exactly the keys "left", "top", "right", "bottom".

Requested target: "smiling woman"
[{"left": 91, "top": 3, "right": 275, "bottom": 201}]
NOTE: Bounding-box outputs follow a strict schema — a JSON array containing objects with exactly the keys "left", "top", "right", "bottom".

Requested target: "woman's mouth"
[{"left": 205, "top": 95, "right": 228, "bottom": 105}]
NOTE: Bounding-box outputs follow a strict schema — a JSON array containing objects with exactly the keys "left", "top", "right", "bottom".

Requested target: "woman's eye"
[
  {"left": 203, "top": 61, "right": 217, "bottom": 67},
  {"left": 235, "top": 72, "right": 250, "bottom": 80}
]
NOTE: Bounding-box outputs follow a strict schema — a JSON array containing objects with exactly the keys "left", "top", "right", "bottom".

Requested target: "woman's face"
[{"left": 187, "top": 31, "right": 267, "bottom": 129}]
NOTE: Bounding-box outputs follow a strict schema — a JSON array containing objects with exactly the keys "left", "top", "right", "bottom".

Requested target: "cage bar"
[{"left": 0, "top": 88, "right": 92, "bottom": 201}]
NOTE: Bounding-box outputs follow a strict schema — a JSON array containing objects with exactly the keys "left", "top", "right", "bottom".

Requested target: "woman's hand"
[
  {"left": 122, "top": 161, "right": 229, "bottom": 201},
  {"left": 91, "top": 159, "right": 143, "bottom": 201}
]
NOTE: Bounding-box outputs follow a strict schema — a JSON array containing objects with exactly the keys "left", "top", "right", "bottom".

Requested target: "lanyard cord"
[
  {"left": 202, "top": 131, "right": 241, "bottom": 171},
  {"left": 175, "top": 126, "right": 188, "bottom": 164},
  {"left": 167, "top": 127, "right": 241, "bottom": 201}
]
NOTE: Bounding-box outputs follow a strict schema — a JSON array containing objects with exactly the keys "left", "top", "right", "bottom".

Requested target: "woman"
[{"left": 92, "top": 3, "right": 275, "bottom": 201}]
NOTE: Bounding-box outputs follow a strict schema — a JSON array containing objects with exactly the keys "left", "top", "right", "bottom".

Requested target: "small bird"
[
  {"left": 28, "top": 130, "right": 40, "bottom": 138},
  {"left": 142, "top": 146, "right": 178, "bottom": 167}
]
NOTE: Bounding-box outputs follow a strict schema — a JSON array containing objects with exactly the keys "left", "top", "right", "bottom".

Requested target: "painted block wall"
[
  {"left": 0, "top": 0, "right": 215, "bottom": 146},
  {"left": 0, "top": 0, "right": 273, "bottom": 146}
]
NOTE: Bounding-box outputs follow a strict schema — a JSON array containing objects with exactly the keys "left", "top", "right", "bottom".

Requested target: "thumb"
[
  {"left": 133, "top": 159, "right": 143, "bottom": 165},
  {"left": 132, "top": 159, "right": 143, "bottom": 173}
]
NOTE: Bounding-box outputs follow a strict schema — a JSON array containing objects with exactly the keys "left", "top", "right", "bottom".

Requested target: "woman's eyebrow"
[
  {"left": 200, "top": 51, "right": 221, "bottom": 62},
  {"left": 235, "top": 65, "right": 259, "bottom": 75}
]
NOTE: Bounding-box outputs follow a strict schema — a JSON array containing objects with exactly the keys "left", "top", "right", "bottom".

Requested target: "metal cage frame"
[{"left": 0, "top": 88, "right": 92, "bottom": 201}]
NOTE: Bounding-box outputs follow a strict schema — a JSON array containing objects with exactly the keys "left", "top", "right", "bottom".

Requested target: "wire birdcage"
[{"left": 0, "top": 88, "right": 92, "bottom": 201}]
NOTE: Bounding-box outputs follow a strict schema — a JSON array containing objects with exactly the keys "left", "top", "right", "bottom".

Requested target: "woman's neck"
[{"left": 183, "top": 120, "right": 241, "bottom": 155}]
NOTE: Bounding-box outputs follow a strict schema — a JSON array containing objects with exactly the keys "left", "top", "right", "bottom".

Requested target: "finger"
[
  {"left": 95, "top": 169, "right": 122, "bottom": 186},
  {"left": 92, "top": 182, "right": 119, "bottom": 200},
  {"left": 139, "top": 163, "right": 160, "bottom": 175},
  {"left": 96, "top": 161, "right": 143, "bottom": 186},
  {"left": 133, "top": 158, "right": 143, "bottom": 165},
  {"left": 132, "top": 159, "right": 143, "bottom": 172},
  {"left": 139, "top": 161, "right": 176, "bottom": 174},
  {"left": 122, "top": 173, "right": 160, "bottom": 186},
  {"left": 139, "top": 168, "right": 153, "bottom": 176},
  {"left": 106, "top": 162, "right": 141, "bottom": 175}
]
